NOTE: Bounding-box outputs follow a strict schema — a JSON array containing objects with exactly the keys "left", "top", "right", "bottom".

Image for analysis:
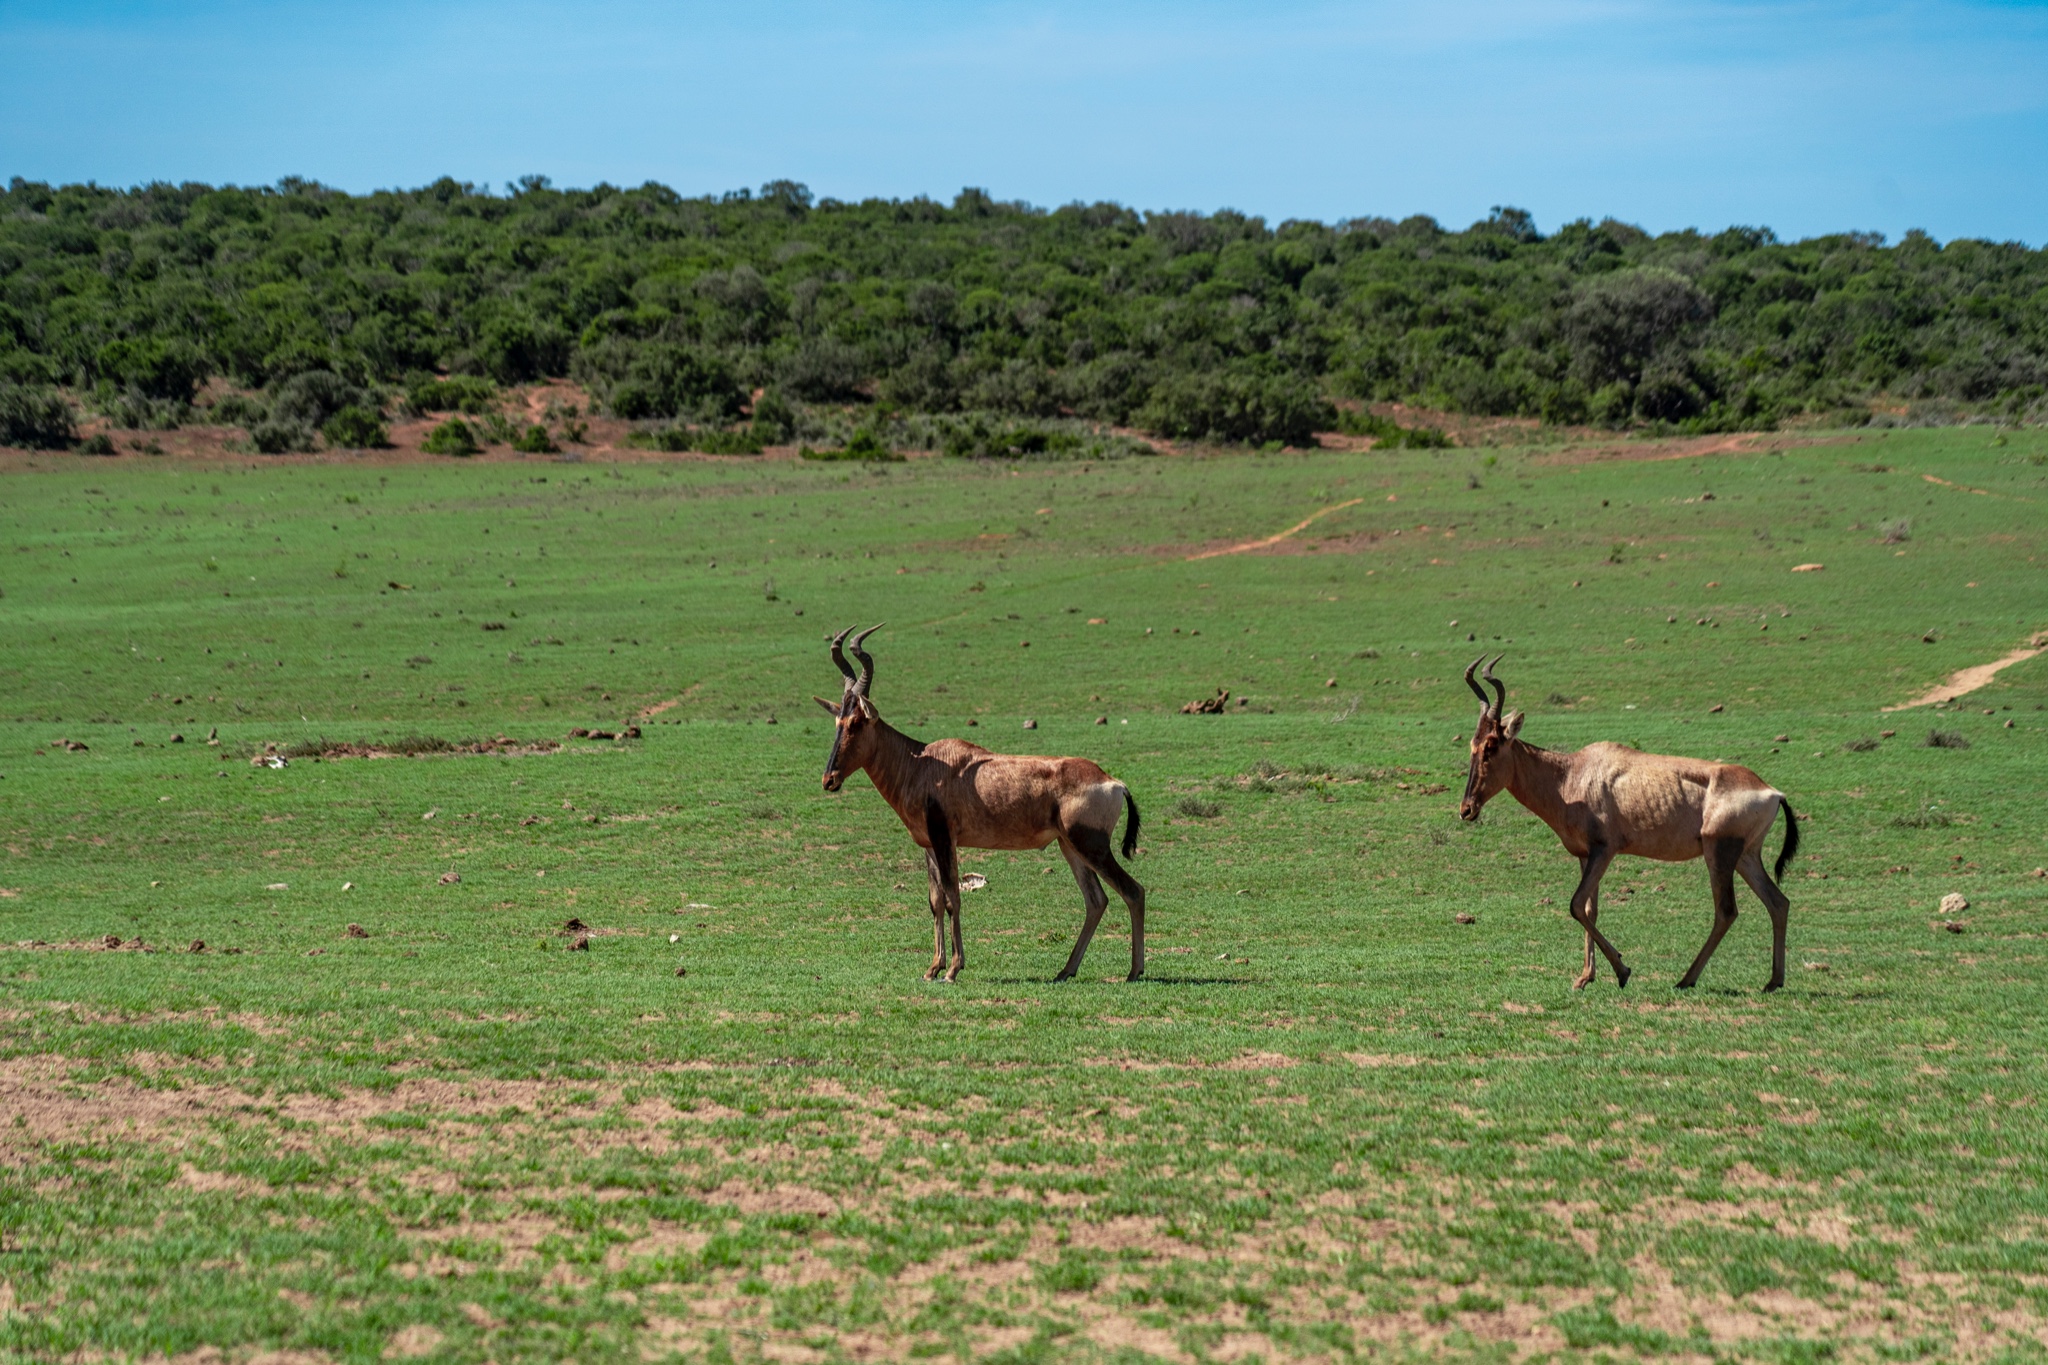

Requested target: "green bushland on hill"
[{"left": 2, "top": 175, "right": 2046, "bottom": 449}]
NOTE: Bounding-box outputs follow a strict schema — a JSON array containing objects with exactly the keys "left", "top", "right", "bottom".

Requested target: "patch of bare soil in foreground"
[{"left": 6, "top": 1048, "right": 2044, "bottom": 1363}]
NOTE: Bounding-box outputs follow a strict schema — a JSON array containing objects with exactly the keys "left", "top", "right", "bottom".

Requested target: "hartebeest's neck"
[
  {"left": 1503, "top": 740, "right": 1578, "bottom": 836},
  {"left": 857, "top": 716, "right": 930, "bottom": 819}
]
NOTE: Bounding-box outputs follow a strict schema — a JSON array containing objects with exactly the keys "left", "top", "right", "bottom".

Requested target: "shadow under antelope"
[
  {"left": 1457, "top": 656, "right": 1800, "bottom": 992},
  {"left": 815, "top": 625, "right": 1147, "bottom": 983}
]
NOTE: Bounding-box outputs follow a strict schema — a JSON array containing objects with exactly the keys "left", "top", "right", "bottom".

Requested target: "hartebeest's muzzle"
[{"left": 822, "top": 730, "right": 847, "bottom": 792}]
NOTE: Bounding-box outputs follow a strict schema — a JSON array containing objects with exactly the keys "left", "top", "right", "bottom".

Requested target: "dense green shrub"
[
  {"left": 1139, "top": 368, "right": 1334, "bottom": 445},
  {"left": 273, "top": 371, "right": 367, "bottom": 430},
  {"left": 96, "top": 386, "right": 192, "bottom": 430},
  {"left": 749, "top": 389, "right": 797, "bottom": 443},
  {"left": 930, "top": 413, "right": 1146, "bottom": 459},
  {"left": 1334, "top": 408, "right": 1453, "bottom": 448},
  {"left": 321, "top": 405, "right": 389, "bottom": 448},
  {"left": 421, "top": 418, "right": 480, "bottom": 456},
  {"left": 405, "top": 375, "right": 498, "bottom": 415},
  {"left": 0, "top": 383, "right": 78, "bottom": 448},
  {"left": 249, "top": 419, "right": 316, "bottom": 453},
  {"left": 76, "top": 432, "right": 116, "bottom": 455},
  {"left": 576, "top": 341, "right": 744, "bottom": 420},
  {"left": 2, "top": 177, "right": 2046, "bottom": 441},
  {"left": 208, "top": 394, "right": 267, "bottom": 427},
  {"left": 801, "top": 426, "right": 901, "bottom": 461},
  {"left": 95, "top": 336, "right": 209, "bottom": 402},
  {"left": 510, "top": 423, "right": 556, "bottom": 453}
]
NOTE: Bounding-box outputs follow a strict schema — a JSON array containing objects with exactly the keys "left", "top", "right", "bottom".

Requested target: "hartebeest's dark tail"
[
  {"left": 1774, "top": 796, "right": 1800, "bottom": 882},
  {"left": 1121, "top": 790, "right": 1142, "bottom": 860}
]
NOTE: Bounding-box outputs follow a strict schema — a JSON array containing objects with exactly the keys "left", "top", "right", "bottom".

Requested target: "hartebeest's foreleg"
[
  {"left": 1568, "top": 847, "right": 1631, "bottom": 989},
  {"left": 1576, "top": 874, "right": 1601, "bottom": 991},
  {"left": 922, "top": 799, "right": 964, "bottom": 982},
  {"left": 1054, "top": 826, "right": 1147, "bottom": 982}
]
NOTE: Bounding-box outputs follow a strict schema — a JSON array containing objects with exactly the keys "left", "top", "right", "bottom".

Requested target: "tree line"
[{"left": 2, "top": 174, "right": 2044, "bottom": 451}]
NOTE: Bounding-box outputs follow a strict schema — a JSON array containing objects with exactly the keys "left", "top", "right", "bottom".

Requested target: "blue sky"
[{"left": 3, "top": 1, "right": 2045, "bottom": 243}]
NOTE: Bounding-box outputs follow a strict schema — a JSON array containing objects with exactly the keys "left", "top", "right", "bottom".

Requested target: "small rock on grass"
[
  {"left": 1940, "top": 892, "right": 1969, "bottom": 916},
  {"left": 345, "top": 923, "right": 369, "bottom": 938},
  {"left": 438, "top": 871, "right": 461, "bottom": 885},
  {"left": 568, "top": 934, "right": 590, "bottom": 952},
  {"left": 1940, "top": 921, "right": 1967, "bottom": 934},
  {"left": 1454, "top": 913, "right": 1477, "bottom": 925},
  {"left": 674, "top": 965, "right": 688, "bottom": 978},
  {"left": 188, "top": 939, "right": 205, "bottom": 953}
]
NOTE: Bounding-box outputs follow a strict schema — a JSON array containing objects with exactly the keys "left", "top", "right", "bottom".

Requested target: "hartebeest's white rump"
[
  {"left": 815, "top": 626, "right": 1146, "bottom": 983},
  {"left": 1458, "top": 657, "right": 1800, "bottom": 992}
]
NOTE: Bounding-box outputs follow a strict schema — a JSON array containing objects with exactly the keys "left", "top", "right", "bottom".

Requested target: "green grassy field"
[{"left": 1, "top": 427, "right": 2045, "bottom": 1364}]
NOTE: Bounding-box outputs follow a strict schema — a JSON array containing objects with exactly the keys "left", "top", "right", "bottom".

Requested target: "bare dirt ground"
[{"left": 1885, "top": 632, "right": 2048, "bottom": 710}]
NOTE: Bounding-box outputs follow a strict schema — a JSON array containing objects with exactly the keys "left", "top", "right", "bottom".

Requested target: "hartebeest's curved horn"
[
  {"left": 830, "top": 626, "right": 858, "bottom": 683},
  {"left": 1463, "top": 654, "right": 1493, "bottom": 708},
  {"left": 1481, "top": 653, "right": 1507, "bottom": 716},
  {"left": 849, "top": 622, "right": 884, "bottom": 696}
]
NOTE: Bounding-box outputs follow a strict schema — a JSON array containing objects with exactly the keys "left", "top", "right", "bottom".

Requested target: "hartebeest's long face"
[
  {"left": 814, "top": 624, "right": 884, "bottom": 792},
  {"left": 1458, "top": 654, "right": 1522, "bottom": 822}
]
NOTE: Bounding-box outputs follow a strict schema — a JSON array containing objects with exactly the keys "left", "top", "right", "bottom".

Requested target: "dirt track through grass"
[{"left": 1, "top": 426, "right": 2046, "bottom": 1362}]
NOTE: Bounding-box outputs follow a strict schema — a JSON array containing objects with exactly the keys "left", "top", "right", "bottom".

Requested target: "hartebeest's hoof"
[
  {"left": 1052, "top": 969, "right": 1076, "bottom": 983},
  {"left": 1126, "top": 970, "right": 1144, "bottom": 983},
  {"left": 1614, "top": 964, "right": 1632, "bottom": 989},
  {"left": 1763, "top": 978, "right": 1784, "bottom": 993}
]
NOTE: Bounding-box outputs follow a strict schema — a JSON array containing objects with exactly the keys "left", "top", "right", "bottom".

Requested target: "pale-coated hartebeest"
[
  {"left": 1457, "top": 657, "right": 1799, "bottom": 992},
  {"left": 815, "top": 625, "right": 1146, "bottom": 983}
]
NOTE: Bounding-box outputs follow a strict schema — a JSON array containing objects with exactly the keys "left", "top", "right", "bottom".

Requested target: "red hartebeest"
[
  {"left": 815, "top": 625, "right": 1146, "bottom": 983},
  {"left": 1457, "top": 657, "right": 1799, "bottom": 992}
]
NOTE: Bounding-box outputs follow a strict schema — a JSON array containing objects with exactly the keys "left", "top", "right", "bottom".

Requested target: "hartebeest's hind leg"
[
  {"left": 922, "top": 799, "right": 964, "bottom": 982},
  {"left": 1677, "top": 836, "right": 1745, "bottom": 990},
  {"left": 1567, "top": 847, "right": 1630, "bottom": 989},
  {"left": 1054, "top": 841, "right": 1110, "bottom": 982},
  {"left": 1736, "top": 848, "right": 1790, "bottom": 992},
  {"left": 1057, "top": 826, "right": 1146, "bottom": 982}
]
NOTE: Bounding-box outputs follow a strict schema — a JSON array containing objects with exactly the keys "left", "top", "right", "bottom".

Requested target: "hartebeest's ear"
[
  {"left": 1502, "top": 709, "right": 1525, "bottom": 739},
  {"left": 853, "top": 694, "right": 878, "bottom": 720},
  {"left": 812, "top": 695, "right": 842, "bottom": 717}
]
